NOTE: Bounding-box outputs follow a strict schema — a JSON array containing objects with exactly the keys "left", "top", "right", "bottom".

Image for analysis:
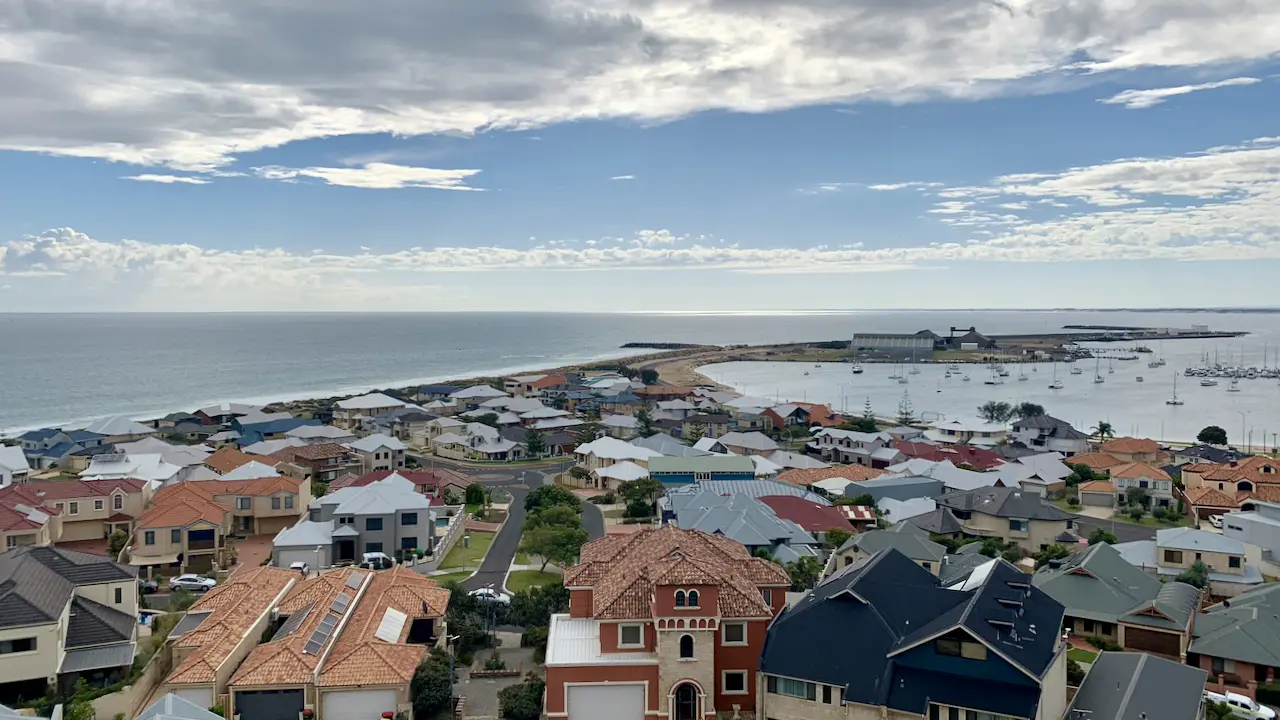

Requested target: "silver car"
[{"left": 170, "top": 574, "right": 217, "bottom": 592}]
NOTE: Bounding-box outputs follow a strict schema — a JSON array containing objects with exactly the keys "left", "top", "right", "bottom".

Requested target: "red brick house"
[{"left": 545, "top": 526, "right": 790, "bottom": 720}]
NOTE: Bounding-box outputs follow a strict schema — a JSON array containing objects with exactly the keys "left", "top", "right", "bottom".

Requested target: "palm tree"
[{"left": 1091, "top": 421, "right": 1115, "bottom": 441}]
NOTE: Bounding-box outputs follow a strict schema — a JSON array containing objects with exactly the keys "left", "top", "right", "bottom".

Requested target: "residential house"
[
  {"left": 1066, "top": 652, "right": 1209, "bottom": 720},
  {"left": 162, "top": 565, "right": 298, "bottom": 709},
  {"left": 758, "top": 550, "right": 1067, "bottom": 720},
  {"left": 243, "top": 439, "right": 307, "bottom": 456},
  {"left": 431, "top": 424, "right": 523, "bottom": 462},
  {"left": 844, "top": 474, "right": 945, "bottom": 504},
  {"left": 331, "top": 392, "right": 408, "bottom": 430},
  {"left": 271, "top": 443, "right": 361, "bottom": 484},
  {"left": 234, "top": 418, "right": 319, "bottom": 447},
  {"left": 922, "top": 417, "right": 1010, "bottom": 446},
  {"left": 755, "top": 495, "right": 851, "bottom": 540},
  {"left": 81, "top": 451, "right": 185, "bottom": 487},
  {"left": 1033, "top": 542, "right": 1199, "bottom": 658},
  {"left": 592, "top": 461, "right": 652, "bottom": 489},
  {"left": 666, "top": 489, "right": 824, "bottom": 563},
  {"left": 67, "top": 444, "right": 120, "bottom": 473},
  {"left": 284, "top": 425, "right": 357, "bottom": 445},
  {"left": 115, "top": 437, "right": 214, "bottom": 481},
  {"left": 652, "top": 400, "right": 698, "bottom": 422},
  {"left": 203, "top": 446, "right": 262, "bottom": 476},
  {"left": 877, "top": 496, "right": 940, "bottom": 524},
  {"left": 1173, "top": 444, "right": 1250, "bottom": 467},
  {"left": 775, "top": 464, "right": 886, "bottom": 492},
  {"left": 0, "top": 547, "right": 138, "bottom": 700},
  {"left": 17, "top": 429, "right": 106, "bottom": 470},
  {"left": 500, "top": 427, "right": 575, "bottom": 459},
  {"left": 633, "top": 385, "right": 695, "bottom": 402},
  {"left": 78, "top": 416, "right": 157, "bottom": 443},
  {"left": 934, "top": 486, "right": 1078, "bottom": 554},
  {"left": 682, "top": 413, "right": 731, "bottom": 441},
  {"left": 1009, "top": 415, "right": 1090, "bottom": 456},
  {"left": 763, "top": 402, "right": 842, "bottom": 431},
  {"left": 0, "top": 478, "right": 148, "bottom": 542},
  {"left": 545, "top": 526, "right": 791, "bottom": 720},
  {"left": 448, "top": 384, "right": 509, "bottom": 411},
  {"left": 809, "top": 428, "right": 898, "bottom": 466},
  {"left": 1113, "top": 527, "right": 1263, "bottom": 597},
  {"left": 0, "top": 447, "right": 31, "bottom": 487},
  {"left": 329, "top": 469, "right": 471, "bottom": 499},
  {"left": 1078, "top": 480, "right": 1118, "bottom": 506},
  {"left": 154, "top": 412, "right": 201, "bottom": 429},
  {"left": 274, "top": 474, "right": 437, "bottom": 566},
  {"left": 504, "top": 373, "right": 567, "bottom": 397},
  {"left": 901, "top": 506, "right": 966, "bottom": 537},
  {"left": 346, "top": 433, "right": 406, "bottom": 473},
  {"left": 194, "top": 403, "right": 264, "bottom": 427},
  {"left": 596, "top": 392, "right": 645, "bottom": 416},
  {"left": 1222, "top": 500, "right": 1280, "bottom": 562},
  {"left": 572, "top": 437, "right": 663, "bottom": 482},
  {"left": 366, "top": 408, "right": 436, "bottom": 443},
  {"left": 1066, "top": 451, "right": 1126, "bottom": 474},
  {"left": 893, "top": 441, "right": 1007, "bottom": 471},
  {"left": 600, "top": 414, "right": 640, "bottom": 439},
  {"left": 630, "top": 434, "right": 714, "bottom": 459},
  {"left": 992, "top": 453, "right": 1072, "bottom": 498},
  {"left": 227, "top": 566, "right": 449, "bottom": 720},
  {"left": 138, "top": 693, "right": 229, "bottom": 720},
  {"left": 0, "top": 501, "right": 55, "bottom": 550},
  {"left": 647, "top": 455, "right": 756, "bottom": 485},
  {"left": 888, "top": 458, "right": 1003, "bottom": 493},
  {"left": 1110, "top": 462, "right": 1176, "bottom": 507},
  {"left": 415, "top": 384, "right": 461, "bottom": 402},
  {"left": 1098, "top": 437, "right": 1162, "bottom": 464},
  {"left": 830, "top": 526, "right": 948, "bottom": 575},
  {"left": 1182, "top": 456, "right": 1280, "bottom": 495},
  {"left": 764, "top": 450, "right": 828, "bottom": 471},
  {"left": 1189, "top": 583, "right": 1280, "bottom": 699},
  {"left": 701, "top": 431, "right": 777, "bottom": 456}
]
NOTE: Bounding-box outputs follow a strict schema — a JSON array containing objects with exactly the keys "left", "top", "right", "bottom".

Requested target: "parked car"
[
  {"left": 469, "top": 587, "right": 512, "bottom": 605},
  {"left": 289, "top": 561, "right": 311, "bottom": 576},
  {"left": 1206, "top": 690, "right": 1277, "bottom": 720},
  {"left": 1209, "top": 514, "right": 1224, "bottom": 529},
  {"left": 170, "top": 574, "right": 217, "bottom": 593},
  {"left": 138, "top": 578, "right": 159, "bottom": 594},
  {"left": 362, "top": 552, "right": 395, "bottom": 571}
]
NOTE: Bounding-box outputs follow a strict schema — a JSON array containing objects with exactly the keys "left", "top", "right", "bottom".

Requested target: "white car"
[
  {"left": 170, "top": 574, "right": 217, "bottom": 592},
  {"left": 1206, "top": 690, "right": 1277, "bottom": 720},
  {"left": 289, "top": 561, "right": 311, "bottom": 576},
  {"left": 1209, "top": 514, "right": 1224, "bottom": 529},
  {"left": 468, "top": 588, "right": 512, "bottom": 605}
]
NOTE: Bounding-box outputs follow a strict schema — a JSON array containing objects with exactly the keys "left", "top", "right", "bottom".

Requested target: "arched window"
[
  {"left": 688, "top": 590, "right": 700, "bottom": 607},
  {"left": 1239, "top": 481, "right": 1255, "bottom": 492},
  {"left": 679, "top": 634, "right": 694, "bottom": 659},
  {"left": 674, "top": 590, "right": 686, "bottom": 607}
]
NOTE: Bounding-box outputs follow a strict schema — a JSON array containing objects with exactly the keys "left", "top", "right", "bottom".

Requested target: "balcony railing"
[{"left": 188, "top": 539, "right": 218, "bottom": 551}]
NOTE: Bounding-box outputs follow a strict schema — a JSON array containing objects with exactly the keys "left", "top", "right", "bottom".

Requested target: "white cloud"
[
  {"left": 1, "top": 0, "right": 1278, "bottom": 170},
  {"left": 1099, "top": 77, "right": 1263, "bottom": 109},
  {"left": 611, "top": 175, "right": 635, "bottom": 181},
  {"left": 868, "top": 182, "right": 943, "bottom": 191},
  {"left": 121, "top": 174, "right": 210, "bottom": 185},
  {"left": 251, "top": 163, "right": 482, "bottom": 190}
]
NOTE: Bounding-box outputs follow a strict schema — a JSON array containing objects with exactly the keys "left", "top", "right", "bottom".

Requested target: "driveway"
[
  {"left": 230, "top": 534, "right": 275, "bottom": 576},
  {"left": 1072, "top": 515, "right": 1157, "bottom": 543}
]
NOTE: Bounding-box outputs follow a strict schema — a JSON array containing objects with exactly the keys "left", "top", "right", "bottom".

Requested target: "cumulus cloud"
[
  {"left": 121, "top": 174, "right": 211, "bottom": 184},
  {"left": 251, "top": 163, "right": 482, "bottom": 190},
  {"left": 0, "top": 0, "right": 1278, "bottom": 170},
  {"left": 1099, "top": 77, "right": 1263, "bottom": 109}
]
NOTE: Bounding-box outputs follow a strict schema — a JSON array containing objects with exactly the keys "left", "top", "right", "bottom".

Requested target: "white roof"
[
  {"left": 450, "top": 385, "right": 508, "bottom": 400},
  {"left": 285, "top": 425, "right": 354, "bottom": 440},
  {"left": 877, "top": 496, "right": 937, "bottom": 522},
  {"left": 236, "top": 409, "right": 294, "bottom": 425},
  {"left": 813, "top": 428, "right": 893, "bottom": 444},
  {"left": 479, "top": 396, "right": 545, "bottom": 412},
  {"left": 348, "top": 433, "right": 407, "bottom": 453},
  {"left": 273, "top": 519, "right": 335, "bottom": 548},
  {"left": 751, "top": 454, "right": 784, "bottom": 478},
  {"left": 594, "top": 461, "right": 651, "bottom": 482},
  {"left": 0, "top": 446, "right": 32, "bottom": 473},
  {"left": 81, "top": 452, "right": 181, "bottom": 485},
  {"left": 693, "top": 437, "right": 723, "bottom": 452},
  {"left": 656, "top": 400, "right": 696, "bottom": 411},
  {"left": 206, "top": 430, "right": 241, "bottom": 442},
  {"left": 462, "top": 410, "right": 521, "bottom": 425},
  {"left": 575, "top": 436, "right": 663, "bottom": 462},
  {"left": 600, "top": 415, "right": 639, "bottom": 429},
  {"left": 78, "top": 416, "right": 154, "bottom": 436},
  {"left": 766, "top": 450, "right": 829, "bottom": 470},
  {"left": 993, "top": 453, "right": 1070, "bottom": 487},
  {"left": 716, "top": 431, "right": 779, "bottom": 452},
  {"left": 315, "top": 476, "right": 433, "bottom": 515},
  {"left": 546, "top": 614, "right": 657, "bottom": 666},
  {"left": 887, "top": 459, "right": 1000, "bottom": 492},
  {"left": 520, "top": 407, "right": 571, "bottom": 420},
  {"left": 195, "top": 402, "right": 261, "bottom": 417},
  {"left": 813, "top": 477, "right": 854, "bottom": 495},
  {"left": 426, "top": 417, "right": 466, "bottom": 430},
  {"left": 723, "top": 395, "right": 777, "bottom": 409},
  {"left": 220, "top": 461, "right": 281, "bottom": 480},
  {"left": 241, "top": 438, "right": 307, "bottom": 456},
  {"left": 533, "top": 417, "right": 583, "bottom": 430},
  {"left": 422, "top": 400, "right": 456, "bottom": 410},
  {"left": 335, "top": 392, "right": 407, "bottom": 410},
  {"left": 115, "top": 438, "right": 212, "bottom": 468}
]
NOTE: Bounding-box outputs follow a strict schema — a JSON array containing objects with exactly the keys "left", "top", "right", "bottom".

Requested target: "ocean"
[{"left": 2, "top": 310, "right": 1279, "bottom": 440}]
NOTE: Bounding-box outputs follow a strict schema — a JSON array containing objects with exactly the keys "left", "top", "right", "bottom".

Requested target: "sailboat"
[
  {"left": 1166, "top": 372, "right": 1184, "bottom": 405},
  {"left": 984, "top": 367, "right": 1004, "bottom": 385},
  {"left": 1093, "top": 358, "right": 1105, "bottom": 384},
  {"left": 962, "top": 374, "right": 971, "bottom": 382},
  {"left": 908, "top": 351, "right": 921, "bottom": 375},
  {"left": 851, "top": 363, "right": 863, "bottom": 374},
  {"left": 1108, "top": 358, "right": 1115, "bottom": 374},
  {"left": 1049, "top": 363, "right": 1064, "bottom": 390},
  {"left": 1228, "top": 377, "right": 1241, "bottom": 393},
  {"left": 1017, "top": 368, "right": 1029, "bottom": 381}
]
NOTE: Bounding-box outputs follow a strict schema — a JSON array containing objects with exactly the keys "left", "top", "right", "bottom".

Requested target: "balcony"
[{"left": 188, "top": 538, "right": 218, "bottom": 551}]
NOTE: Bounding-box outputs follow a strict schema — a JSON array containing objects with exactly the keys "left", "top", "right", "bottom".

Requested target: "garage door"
[
  {"left": 568, "top": 684, "right": 644, "bottom": 720},
  {"left": 234, "top": 688, "right": 305, "bottom": 720},
  {"left": 171, "top": 687, "right": 214, "bottom": 709},
  {"left": 276, "top": 547, "right": 327, "bottom": 569},
  {"left": 322, "top": 689, "right": 398, "bottom": 720}
]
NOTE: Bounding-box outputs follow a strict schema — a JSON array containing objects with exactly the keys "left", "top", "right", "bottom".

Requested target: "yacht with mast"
[
  {"left": 1093, "top": 358, "right": 1105, "bottom": 384},
  {"left": 1048, "top": 363, "right": 1064, "bottom": 390},
  {"left": 1166, "top": 373, "right": 1184, "bottom": 406}
]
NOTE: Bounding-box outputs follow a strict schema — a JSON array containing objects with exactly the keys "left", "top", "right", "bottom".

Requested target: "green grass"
[
  {"left": 440, "top": 531, "right": 495, "bottom": 569},
  {"left": 428, "top": 571, "right": 474, "bottom": 585},
  {"left": 602, "top": 508, "right": 625, "bottom": 519},
  {"left": 464, "top": 503, "right": 484, "bottom": 515},
  {"left": 506, "top": 570, "right": 562, "bottom": 592},
  {"left": 515, "top": 552, "right": 531, "bottom": 565},
  {"left": 1068, "top": 648, "right": 1098, "bottom": 664}
]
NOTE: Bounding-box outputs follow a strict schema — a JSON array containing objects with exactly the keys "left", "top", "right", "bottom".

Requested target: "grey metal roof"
[
  {"left": 667, "top": 480, "right": 830, "bottom": 504},
  {"left": 139, "top": 694, "right": 228, "bottom": 720},
  {"left": 935, "top": 486, "right": 1076, "bottom": 521},
  {"left": 1157, "top": 527, "right": 1245, "bottom": 555},
  {"left": 1032, "top": 543, "right": 1163, "bottom": 623},
  {"left": 938, "top": 553, "right": 993, "bottom": 585},
  {"left": 648, "top": 455, "right": 755, "bottom": 474},
  {"left": 848, "top": 529, "right": 946, "bottom": 563},
  {"left": 846, "top": 475, "right": 944, "bottom": 503},
  {"left": 67, "top": 596, "right": 136, "bottom": 648},
  {"left": 903, "top": 507, "right": 965, "bottom": 535},
  {"left": 1191, "top": 584, "right": 1280, "bottom": 666},
  {"left": 1067, "top": 652, "right": 1208, "bottom": 720},
  {"left": 631, "top": 433, "right": 715, "bottom": 458},
  {"left": 59, "top": 642, "right": 136, "bottom": 674},
  {"left": 1011, "top": 414, "right": 1089, "bottom": 440},
  {"left": 669, "top": 491, "right": 819, "bottom": 558},
  {"left": 1118, "top": 582, "right": 1200, "bottom": 632},
  {"left": 0, "top": 546, "right": 135, "bottom": 630}
]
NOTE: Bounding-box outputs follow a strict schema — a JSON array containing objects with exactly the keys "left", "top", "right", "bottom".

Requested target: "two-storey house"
[
  {"left": 331, "top": 392, "right": 408, "bottom": 430},
  {"left": 1098, "top": 437, "right": 1161, "bottom": 464},
  {"left": 346, "top": 434, "right": 406, "bottom": 473},
  {"left": 1110, "top": 461, "right": 1176, "bottom": 507},
  {"left": 934, "top": 486, "right": 1078, "bottom": 554},
  {"left": 0, "top": 447, "right": 32, "bottom": 487},
  {"left": 923, "top": 417, "right": 1010, "bottom": 447},
  {"left": 545, "top": 526, "right": 791, "bottom": 720},
  {"left": 808, "top": 428, "right": 898, "bottom": 467},
  {"left": 271, "top": 443, "right": 361, "bottom": 484},
  {"left": 759, "top": 549, "right": 1068, "bottom": 720},
  {"left": 0, "top": 478, "right": 149, "bottom": 542},
  {"left": 1009, "top": 415, "right": 1089, "bottom": 456},
  {"left": 1190, "top": 584, "right": 1280, "bottom": 701},
  {"left": 1114, "top": 527, "right": 1263, "bottom": 598}
]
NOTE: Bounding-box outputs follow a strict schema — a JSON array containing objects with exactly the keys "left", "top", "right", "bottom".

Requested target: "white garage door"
[
  {"left": 171, "top": 687, "right": 215, "bottom": 709},
  {"left": 275, "top": 547, "right": 327, "bottom": 569},
  {"left": 568, "top": 684, "right": 644, "bottom": 720},
  {"left": 322, "top": 689, "right": 398, "bottom": 720}
]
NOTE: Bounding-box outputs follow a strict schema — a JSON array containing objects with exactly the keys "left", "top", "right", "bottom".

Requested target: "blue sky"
[{"left": 2, "top": 0, "right": 1280, "bottom": 311}]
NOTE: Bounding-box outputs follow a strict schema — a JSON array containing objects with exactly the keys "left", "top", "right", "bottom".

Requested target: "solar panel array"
[
  {"left": 345, "top": 571, "right": 365, "bottom": 589},
  {"left": 330, "top": 591, "right": 352, "bottom": 614},
  {"left": 302, "top": 583, "right": 359, "bottom": 655},
  {"left": 271, "top": 603, "right": 315, "bottom": 642}
]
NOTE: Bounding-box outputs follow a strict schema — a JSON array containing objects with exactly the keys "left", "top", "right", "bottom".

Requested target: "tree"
[
  {"left": 62, "top": 699, "right": 94, "bottom": 720},
  {"left": 634, "top": 409, "right": 657, "bottom": 438},
  {"left": 525, "top": 484, "right": 583, "bottom": 513},
  {"left": 1034, "top": 544, "right": 1071, "bottom": 569},
  {"left": 1125, "top": 486, "right": 1150, "bottom": 507},
  {"left": 618, "top": 477, "right": 664, "bottom": 507},
  {"left": 625, "top": 498, "right": 654, "bottom": 518},
  {"left": 896, "top": 391, "right": 916, "bottom": 425},
  {"left": 838, "top": 417, "right": 879, "bottom": 433},
  {"left": 1198, "top": 425, "right": 1229, "bottom": 445},
  {"left": 476, "top": 412, "right": 502, "bottom": 428},
  {"left": 863, "top": 397, "right": 875, "bottom": 422},
  {"left": 519, "top": 524, "right": 588, "bottom": 572},
  {"left": 1091, "top": 421, "right": 1115, "bottom": 441},
  {"left": 1001, "top": 547, "right": 1022, "bottom": 564},
  {"left": 526, "top": 504, "right": 582, "bottom": 531},
  {"left": 1013, "top": 402, "right": 1045, "bottom": 420},
  {"left": 1066, "top": 463, "right": 1097, "bottom": 487},
  {"left": 507, "top": 583, "right": 569, "bottom": 629},
  {"left": 572, "top": 422, "right": 602, "bottom": 446},
  {"left": 1127, "top": 505, "right": 1146, "bottom": 522},
  {"left": 524, "top": 429, "right": 547, "bottom": 457},
  {"left": 442, "top": 488, "right": 461, "bottom": 505},
  {"left": 568, "top": 465, "right": 590, "bottom": 483},
  {"left": 977, "top": 401, "right": 1014, "bottom": 424},
  {"left": 1176, "top": 559, "right": 1210, "bottom": 589},
  {"left": 107, "top": 529, "right": 129, "bottom": 558},
  {"left": 498, "top": 672, "right": 547, "bottom": 720},
  {"left": 1066, "top": 658, "right": 1085, "bottom": 686},
  {"left": 847, "top": 493, "right": 876, "bottom": 507},
  {"left": 785, "top": 556, "right": 823, "bottom": 591},
  {"left": 824, "top": 527, "right": 852, "bottom": 550},
  {"left": 979, "top": 538, "right": 1006, "bottom": 558},
  {"left": 411, "top": 648, "right": 454, "bottom": 718},
  {"left": 465, "top": 483, "right": 487, "bottom": 507},
  {"left": 1088, "top": 528, "right": 1118, "bottom": 545},
  {"left": 640, "top": 369, "right": 660, "bottom": 385},
  {"left": 684, "top": 423, "right": 708, "bottom": 445}
]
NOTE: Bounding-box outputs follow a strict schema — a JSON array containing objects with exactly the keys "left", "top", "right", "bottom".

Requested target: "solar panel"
[
  {"left": 271, "top": 603, "right": 315, "bottom": 642},
  {"left": 345, "top": 571, "right": 364, "bottom": 589},
  {"left": 303, "top": 639, "right": 324, "bottom": 655},
  {"left": 374, "top": 608, "right": 408, "bottom": 644},
  {"left": 318, "top": 615, "right": 338, "bottom": 633},
  {"left": 330, "top": 592, "right": 352, "bottom": 614}
]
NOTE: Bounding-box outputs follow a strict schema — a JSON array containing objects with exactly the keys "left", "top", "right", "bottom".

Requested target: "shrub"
[
  {"left": 1085, "top": 636, "right": 1122, "bottom": 652},
  {"left": 465, "top": 484, "right": 487, "bottom": 506},
  {"left": 484, "top": 649, "right": 506, "bottom": 671},
  {"left": 1127, "top": 506, "right": 1145, "bottom": 522},
  {"left": 1256, "top": 682, "right": 1280, "bottom": 707},
  {"left": 1067, "top": 496, "right": 1080, "bottom": 508},
  {"left": 498, "top": 673, "right": 546, "bottom": 720},
  {"left": 1067, "top": 658, "right": 1085, "bottom": 686},
  {"left": 207, "top": 705, "right": 226, "bottom": 718},
  {"left": 624, "top": 499, "right": 653, "bottom": 518}
]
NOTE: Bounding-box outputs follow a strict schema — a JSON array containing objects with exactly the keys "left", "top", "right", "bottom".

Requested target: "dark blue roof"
[
  {"left": 1178, "top": 444, "right": 1249, "bottom": 464},
  {"left": 19, "top": 428, "right": 60, "bottom": 441},
  {"left": 65, "top": 430, "right": 104, "bottom": 443},
  {"left": 886, "top": 665, "right": 1042, "bottom": 718},
  {"left": 598, "top": 393, "right": 642, "bottom": 404},
  {"left": 418, "top": 384, "right": 461, "bottom": 394},
  {"left": 236, "top": 418, "right": 318, "bottom": 435},
  {"left": 41, "top": 442, "right": 78, "bottom": 458}
]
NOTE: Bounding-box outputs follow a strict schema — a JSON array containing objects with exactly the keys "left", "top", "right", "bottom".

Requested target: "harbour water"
[{"left": 3, "top": 309, "right": 1280, "bottom": 437}]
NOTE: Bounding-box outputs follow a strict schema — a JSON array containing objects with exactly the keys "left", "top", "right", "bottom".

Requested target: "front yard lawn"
[
  {"left": 428, "top": 571, "right": 474, "bottom": 585},
  {"left": 506, "top": 570, "right": 562, "bottom": 592},
  {"left": 440, "top": 531, "right": 495, "bottom": 569},
  {"left": 1068, "top": 648, "right": 1098, "bottom": 664}
]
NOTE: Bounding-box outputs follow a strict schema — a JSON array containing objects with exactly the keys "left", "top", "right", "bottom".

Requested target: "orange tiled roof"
[
  {"left": 1182, "top": 486, "right": 1240, "bottom": 508},
  {"left": 0, "top": 504, "right": 44, "bottom": 532},
  {"left": 168, "top": 566, "right": 298, "bottom": 685},
  {"left": 563, "top": 525, "right": 789, "bottom": 621},
  {"left": 1066, "top": 452, "right": 1125, "bottom": 471},
  {"left": 156, "top": 476, "right": 302, "bottom": 504},
  {"left": 1099, "top": 437, "right": 1159, "bottom": 455},
  {"left": 204, "top": 447, "right": 261, "bottom": 474},
  {"left": 136, "top": 485, "right": 227, "bottom": 530},
  {"left": 275, "top": 443, "right": 352, "bottom": 462},
  {"left": 1186, "top": 456, "right": 1280, "bottom": 485},
  {"left": 531, "top": 374, "right": 567, "bottom": 389},
  {"left": 777, "top": 464, "right": 887, "bottom": 487},
  {"left": 1077, "top": 480, "right": 1115, "bottom": 494},
  {"left": 1249, "top": 485, "right": 1280, "bottom": 503},
  {"left": 1109, "top": 462, "right": 1172, "bottom": 481},
  {"left": 789, "top": 403, "right": 843, "bottom": 427}
]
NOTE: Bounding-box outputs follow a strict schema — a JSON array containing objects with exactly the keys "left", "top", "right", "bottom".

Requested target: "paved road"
[
  {"left": 1073, "top": 515, "right": 1157, "bottom": 543},
  {"left": 461, "top": 470, "right": 539, "bottom": 593},
  {"left": 580, "top": 497, "right": 605, "bottom": 540}
]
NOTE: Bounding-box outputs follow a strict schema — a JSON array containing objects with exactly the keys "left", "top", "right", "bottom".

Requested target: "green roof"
[
  {"left": 1191, "top": 584, "right": 1280, "bottom": 666},
  {"left": 1031, "top": 543, "right": 1162, "bottom": 623},
  {"left": 648, "top": 455, "right": 756, "bottom": 474}
]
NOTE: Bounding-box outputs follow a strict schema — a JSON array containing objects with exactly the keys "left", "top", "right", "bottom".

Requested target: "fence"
[{"left": 418, "top": 506, "right": 469, "bottom": 573}]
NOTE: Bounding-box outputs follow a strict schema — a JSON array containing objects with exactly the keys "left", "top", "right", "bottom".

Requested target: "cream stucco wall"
[
  {"left": 0, "top": 614, "right": 64, "bottom": 685},
  {"left": 75, "top": 579, "right": 140, "bottom": 617},
  {"left": 656, "top": 628, "right": 717, "bottom": 716},
  {"left": 962, "top": 511, "right": 1069, "bottom": 554},
  {"left": 1158, "top": 547, "right": 1246, "bottom": 576},
  {"left": 1037, "top": 648, "right": 1068, "bottom": 720}
]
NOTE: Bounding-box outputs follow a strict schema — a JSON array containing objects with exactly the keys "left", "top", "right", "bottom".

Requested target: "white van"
[{"left": 1205, "top": 690, "right": 1277, "bottom": 720}]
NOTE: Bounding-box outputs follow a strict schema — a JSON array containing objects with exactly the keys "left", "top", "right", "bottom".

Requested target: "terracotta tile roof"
[
  {"left": 331, "top": 469, "right": 471, "bottom": 492},
  {"left": 136, "top": 486, "right": 227, "bottom": 530},
  {"left": 1077, "top": 480, "right": 1116, "bottom": 494},
  {"left": 1099, "top": 437, "right": 1160, "bottom": 456},
  {"left": 155, "top": 476, "right": 302, "bottom": 503},
  {"left": 0, "top": 504, "right": 44, "bottom": 532},
  {"left": 530, "top": 374, "right": 567, "bottom": 389},
  {"left": 777, "top": 464, "right": 887, "bottom": 487},
  {"left": 776, "top": 403, "right": 843, "bottom": 427},
  {"left": 564, "top": 525, "right": 789, "bottom": 621},
  {"left": 1248, "top": 485, "right": 1280, "bottom": 503},
  {"left": 757, "top": 495, "right": 852, "bottom": 533},
  {"left": 168, "top": 566, "right": 297, "bottom": 685},
  {"left": 0, "top": 478, "right": 145, "bottom": 507},
  {"left": 273, "top": 443, "right": 353, "bottom": 463},
  {"left": 1109, "top": 462, "right": 1172, "bottom": 481},
  {"left": 1066, "top": 452, "right": 1124, "bottom": 471},
  {"left": 318, "top": 566, "right": 450, "bottom": 687},
  {"left": 1186, "top": 456, "right": 1280, "bottom": 485},
  {"left": 1182, "top": 486, "right": 1240, "bottom": 508},
  {"left": 204, "top": 447, "right": 261, "bottom": 475},
  {"left": 895, "top": 441, "right": 1007, "bottom": 470}
]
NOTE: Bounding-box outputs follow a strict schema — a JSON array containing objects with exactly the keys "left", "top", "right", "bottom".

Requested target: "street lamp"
[{"left": 446, "top": 633, "right": 461, "bottom": 700}]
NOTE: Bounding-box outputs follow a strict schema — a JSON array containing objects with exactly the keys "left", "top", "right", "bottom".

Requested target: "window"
[
  {"left": 1082, "top": 620, "right": 1095, "bottom": 633},
  {"left": 5, "top": 537, "right": 15, "bottom": 549},
  {"left": 1229, "top": 556, "right": 1242, "bottom": 569},
  {"left": 0, "top": 638, "right": 36, "bottom": 654},
  {"left": 936, "top": 636, "right": 987, "bottom": 660},
  {"left": 1139, "top": 480, "right": 1149, "bottom": 489},
  {"left": 723, "top": 671, "right": 748, "bottom": 695},
  {"left": 55, "top": 502, "right": 64, "bottom": 511},
  {"left": 94, "top": 500, "right": 104, "bottom": 511},
  {"left": 694, "top": 472, "right": 711, "bottom": 481},
  {"left": 1008, "top": 519, "right": 1028, "bottom": 533},
  {"left": 675, "top": 590, "right": 686, "bottom": 607},
  {"left": 144, "top": 531, "right": 155, "bottom": 545},
  {"left": 171, "top": 529, "right": 181, "bottom": 544},
  {"left": 766, "top": 676, "right": 816, "bottom": 701},
  {"left": 402, "top": 513, "right": 419, "bottom": 526},
  {"left": 401, "top": 537, "right": 417, "bottom": 550},
  {"left": 762, "top": 588, "right": 773, "bottom": 605},
  {"left": 921, "top": 561, "right": 932, "bottom": 572},
  {"left": 687, "top": 590, "right": 700, "bottom": 607},
  {"left": 723, "top": 622, "right": 747, "bottom": 645},
  {"left": 366, "top": 517, "right": 383, "bottom": 531},
  {"left": 284, "top": 495, "right": 294, "bottom": 509},
  {"left": 114, "top": 587, "right": 123, "bottom": 604},
  {"left": 272, "top": 497, "right": 282, "bottom": 510},
  {"left": 822, "top": 685, "right": 832, "bottom": 704},
  {"left": 237, "top": 497, "right": 251, "bottom": 510},
  {"left": 69, "top": 502, "right": 79, "bottom": 516},
  {"left": 365, "top": 542, "right": 383, "bottom": 553},
  {"left": 339, "top": 516, "right": 354, "bottom": 525},
  {"left": 113, "top": 494, "right": 123, "bottom": 510},
  {"left": 619, "top": 624, "right": 643, "bottom": 647},
  {"left": 679, "top": 634, "right": 694, "bottom": 659},
  {"left": 1164, "top": 550, "right": 1184, "bottom": 564}
]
